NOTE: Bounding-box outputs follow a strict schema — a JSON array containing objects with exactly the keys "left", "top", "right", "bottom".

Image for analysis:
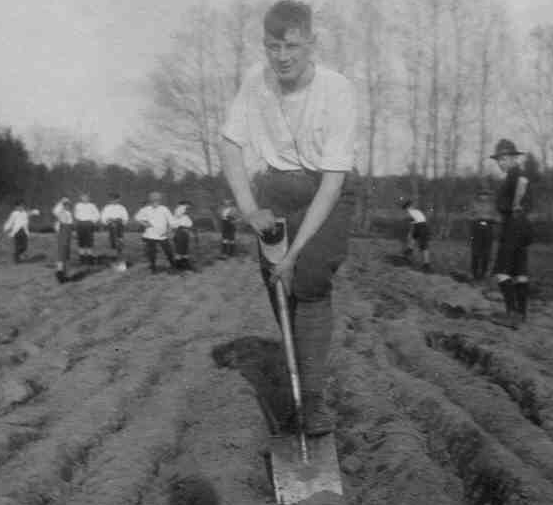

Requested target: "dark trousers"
[
  {"left": 13, "top": 229, "right": 28, "bottom": 262},
  {"left": 256, "top": 167, "right": 355, "bottom": 396},
  {"left": 76, "top": 221, "right": 95, "bottom": 248},
  {"left": 143, "top": 238, "right": 174, "bottom": 269},
  {"left": 493, "top": 215, "right": 531, "bottom": 277},
  {"left": 174, "top": 227, "right": 190, "bottom": 256},
  {"left": 57, "top": 224, "right": 72, "bottom": 263},
  {"left": 107, "top": 220, "right": 124, "bottom": 253},
  {"left": 471, "top": 220, "right": 493, "bottom": 279}
]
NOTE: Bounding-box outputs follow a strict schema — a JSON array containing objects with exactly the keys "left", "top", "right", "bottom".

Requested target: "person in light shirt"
[
  {"left": 172, "top": 200, "right": 194, "bottom": 270},
  {"left": 74, "top": 193, "right": 100, "bottom": 265},
  {"left": 52, "top": 197, "right": 74, "bottom": 283},
  {"left": 101, "top": 193, "right": 129, "bottom": 264},
  {"left": 219, "top": 0, "right": 357, "bottom": 436},
  {"left": 134, "top": 192, "right": 176, "bottom": 273},
  {"left": 3, "top": 199, "right": 40, "bottom": 263},
  {"left": 402, "top": 199, "right": 431, "bottom": 272}
]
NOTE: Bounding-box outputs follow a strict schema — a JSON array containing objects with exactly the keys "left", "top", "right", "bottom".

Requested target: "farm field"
[{"left": 0, "top": 231, "right": 553, "bottom": 504}]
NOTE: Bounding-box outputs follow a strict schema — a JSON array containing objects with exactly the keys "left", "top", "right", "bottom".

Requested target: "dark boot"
[
  {"left": 498, "top": 278, "right": 516, "bottom": 315},
  {"left": 492, "top": 279, "right": 518, "bottom": 329},
  {"left": 514, "top": 282, "right": 528, "bottom": 321},
  {"left": 228, "top": 243, "right": 236, "bottom": 256},
  {"left": 79, "top": 254, "right": 87, "bottom": 265},
  {"left": 55, "top": 270, "right": 67, "bottom": 284}
]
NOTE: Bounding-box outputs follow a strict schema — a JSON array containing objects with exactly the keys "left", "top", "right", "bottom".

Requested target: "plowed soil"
[{"left": 1, "top": 232, "right": 552, "bottom": 504}]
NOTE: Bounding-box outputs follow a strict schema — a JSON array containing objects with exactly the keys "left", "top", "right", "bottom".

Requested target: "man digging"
[
  {"left": 220, "top": 0, "right": 356, "bottom": 436},
  {"left": 490, "top": 139, "right": 532, "bottom": 329}
]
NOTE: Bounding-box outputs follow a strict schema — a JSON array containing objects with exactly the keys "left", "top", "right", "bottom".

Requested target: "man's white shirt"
[
  {"left": 221, "top": 63, "right": 357, "bottom": 173},
  {"left": 101, "top": 204, "right": 129, "bottom": 225},
  {"left": 74, "top": 202, "right": 100, "bottom": 222},
  {"left": 135, "top": 205, "right": 173, "bottom": 240}
]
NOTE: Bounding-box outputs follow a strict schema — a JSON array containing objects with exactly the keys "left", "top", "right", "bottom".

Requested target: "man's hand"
[
  {"left": 270, "top": 252, "right": 297, "bottom": 296},
  {"left": 245, "top": 208, "right": 277, "bottom": 235}
]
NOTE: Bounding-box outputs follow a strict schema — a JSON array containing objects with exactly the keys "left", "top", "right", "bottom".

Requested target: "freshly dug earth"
[{"left": 0, "top": 232, "right": 552, "bottom": 504}]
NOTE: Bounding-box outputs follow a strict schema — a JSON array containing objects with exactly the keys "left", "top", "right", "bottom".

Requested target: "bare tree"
[{"left": 513, "top": 25, "right": 553, "bottom": 170}]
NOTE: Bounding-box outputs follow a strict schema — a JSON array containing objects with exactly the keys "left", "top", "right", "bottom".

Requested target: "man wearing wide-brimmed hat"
[{"left": 489, "top": 139, "right": 532, "bottom": 329}]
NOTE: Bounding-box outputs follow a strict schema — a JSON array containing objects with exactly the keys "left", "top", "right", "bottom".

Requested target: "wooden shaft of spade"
[{"left": 275, "top": 279, "right": 309, "bottom": 464}]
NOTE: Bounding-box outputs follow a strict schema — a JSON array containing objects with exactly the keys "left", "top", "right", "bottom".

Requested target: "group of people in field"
[
  {"left": 2, "top": 1, "right": 535, "bottom": 440},
  {"left": 3, "top": 191, "right": 239, "bottom": 283},
  {"left": 399, "top": 138, "right": 532, "bottom": 330}
]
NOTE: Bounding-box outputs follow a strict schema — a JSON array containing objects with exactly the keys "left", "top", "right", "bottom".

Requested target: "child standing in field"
[
  {"left": 74, "top": 193, "right": 100, "bottom": 265},
  {"left": 172, "top": 201, "right": 194, "bottom": 270},
  {"left": 52, "top": 197, "right": 74, "bottom": 283},
  {"left": 219, "top": 199, "right": 238, "bottom": 257},
  {"left": 134, "top": 192, "right": 176, "bottom": 273},
  {"left": 101, "top": 193, "right": 129, "bottom": 269},
  {"left": 402, "top": 200, "right": 431, "bottom": 272},
  {"left": 3, "top": 200, "right": 40, "bottom": 263},
  {"left": 469, "top": 186, "right": 496, "bottom": 281}
]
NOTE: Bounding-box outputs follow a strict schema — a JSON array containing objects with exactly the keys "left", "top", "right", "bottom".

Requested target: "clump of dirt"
[{"left": 168, "top": 474, "right": 220, "bottom": 505}]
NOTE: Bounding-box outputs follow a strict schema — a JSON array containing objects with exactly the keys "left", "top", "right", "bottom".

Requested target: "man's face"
[
  {"left": 497, "top": 154, "right": 519, "bottom": 173},
  {"left": 80, "top": 194, "right": 90, "bottom": 203},
  {"left": 264, "top": 28, "right": 314, "bottom": 84}
]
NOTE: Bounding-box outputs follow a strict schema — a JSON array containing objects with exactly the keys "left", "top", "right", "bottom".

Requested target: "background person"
[
  {"left": 490, "top": 139, "right": 532, "bottom": 329},
  {"left": 219, "top": 199, "right": 238, "bottom": 257},
  {"left": 52, "top": 197, "right": 74, "bottom": 283},
  {"left": 468, "top": 186, "right": 496, "bottom": 281},
  {"left": 172, "top": 200, "right": 194, "bottom": 270},
  {"left": 3, "top": 199, "right": 40, "bottom": 263},
  {"left": 134, "top": 192, "right": 176, "bottom": 273},
  {"left": 402, "top": 199, "right": 431, "bottom": 272},
  {"left": 74, "top": 193, "right": 100, "bottom": 265},
  {"left": 101, "top": 193, "right": 129, "bottom": 267}
]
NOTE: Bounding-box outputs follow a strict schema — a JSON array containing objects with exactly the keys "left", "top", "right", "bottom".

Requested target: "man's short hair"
[
  {"left": 178, "top": 200, "right": 192, "bottom": 206},
  {"left": 14, "top": 199, "right": 25, "bottom": 207},
  {"left": 110, "top": 192, "right": 121, "bottom": 200},
  {"left": 264, "top": 1, "right": 312, "bottom": 40}
]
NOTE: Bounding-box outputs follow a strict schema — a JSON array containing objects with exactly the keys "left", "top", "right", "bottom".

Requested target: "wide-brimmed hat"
[{"left": 490, "top": 139, "right": 524, "bottom": 160}]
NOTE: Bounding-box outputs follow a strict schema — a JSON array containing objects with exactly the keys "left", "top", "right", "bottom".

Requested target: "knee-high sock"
[
  {"left": 498, "top": 278, "right": 516, "bottom": 314},
  {"left": 293, "top": 298, "right": 333, "bottom": 398}
]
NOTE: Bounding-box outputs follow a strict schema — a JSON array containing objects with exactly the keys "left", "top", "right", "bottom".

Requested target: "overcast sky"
[{"left": 0, "top": 0, "right": 551, "bottom": 165}]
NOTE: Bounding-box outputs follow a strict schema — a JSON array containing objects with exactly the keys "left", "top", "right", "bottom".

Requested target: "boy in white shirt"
[
  {"left": 101, "top": 193, "right": 129, "bottom": 265},
  {"left": 172, "top": 200, "right": 194, "bottom": 270},
  {"left": 402, "top": 199, "right": 431, "bottom": 272},
  {"left": 134, "top": 192, "right": 176, "bottom": 273},
  {"left": 74, "top": 193, "right": 100, "bottom": 265},
  {"left": 3, "top": 200, "right": 40, "bottom": 263},
  {"left": 52, "top": 197, "right": 74, "bottom": 283}
]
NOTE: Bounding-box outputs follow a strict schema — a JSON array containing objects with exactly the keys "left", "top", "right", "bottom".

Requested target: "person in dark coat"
[
  {"left": 490, "top": 139, "right": 532, "bottom": 329},
  {"left": 468, "top": 186, "right": 496, "bottom": 280}
]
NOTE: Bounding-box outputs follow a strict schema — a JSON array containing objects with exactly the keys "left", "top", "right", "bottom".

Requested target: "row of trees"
[{"left": 0, "top": 130, "right": 232, "bottom": 229}]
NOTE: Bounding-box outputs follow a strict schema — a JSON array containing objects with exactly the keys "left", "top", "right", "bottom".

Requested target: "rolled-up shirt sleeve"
[{"left": 320, "top": 80, "right": 357, "bottom": 172}]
